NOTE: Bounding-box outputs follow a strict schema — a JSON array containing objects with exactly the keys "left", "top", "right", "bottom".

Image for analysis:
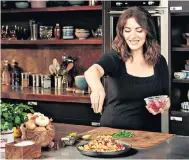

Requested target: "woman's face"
[{"left": 123, "top": 17, "right": 147, "bottom": 51}]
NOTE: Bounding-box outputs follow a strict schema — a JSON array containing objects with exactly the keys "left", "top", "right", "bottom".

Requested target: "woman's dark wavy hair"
[{"left": 112, "top": 7, "right": 161, "bottom": 66}]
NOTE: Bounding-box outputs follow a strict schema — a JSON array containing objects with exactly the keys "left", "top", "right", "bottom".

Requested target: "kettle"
[{"left": 91, "top": 25, "right": 102, "bottom": 38}]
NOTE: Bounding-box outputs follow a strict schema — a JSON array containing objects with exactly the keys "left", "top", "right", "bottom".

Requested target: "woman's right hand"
[{"left": 90, "top": 89, "right": 106, "bottom": 114}]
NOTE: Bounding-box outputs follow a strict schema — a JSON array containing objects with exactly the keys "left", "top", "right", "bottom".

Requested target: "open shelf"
[
  {"left": 172, "top": 79, "right": 189, "bottom": 84},
  {"left": 1, "top": 85, "right": 90, "bottom": 104},
  {"left": 1, "top": 38, "right": 102, "bottom": 45},
  {"left": 1, "top": 5, "right": 102, "bottom": 13},
  {"left": 172, "top": 47, "right": 189, "bottom": 52}
]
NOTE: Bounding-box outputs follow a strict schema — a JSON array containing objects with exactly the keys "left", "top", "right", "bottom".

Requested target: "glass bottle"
[
  {"left": 2, "top": 59, "right": 11, "bottom": 85},
  {"left": 54, "top": 23, "right": 61, "bottom": 39},
  {"left": 12, "top": 60, "right": 22, "bottom": 87},
  {"left": 62, "top": 75, "right": 68, "bottom": 91}
]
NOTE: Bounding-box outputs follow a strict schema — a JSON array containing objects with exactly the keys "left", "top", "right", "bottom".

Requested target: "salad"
[{"left": 78, "top": 135, "right": 125, "bottom": 152}]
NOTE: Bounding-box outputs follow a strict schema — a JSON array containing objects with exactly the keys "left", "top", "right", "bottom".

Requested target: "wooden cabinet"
[
  {"left": 169, "top": 1, "right": 189, "bottom": 136},
  {"left": 1, "top": 4, "right": 103, "bottom": 75},
  {"left": 1, "top": 2, "right": 102, "bottom": 125},
  {"left": 170, "top": 111, "right": 189, "bottom": 136}
]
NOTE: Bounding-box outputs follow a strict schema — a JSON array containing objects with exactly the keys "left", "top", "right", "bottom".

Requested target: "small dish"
[
  {"left": 75, "top": 32, "right": 90, "bottom": 40},
  {"left": 61, "top": 136, "right": 79, "bottom": 146}
]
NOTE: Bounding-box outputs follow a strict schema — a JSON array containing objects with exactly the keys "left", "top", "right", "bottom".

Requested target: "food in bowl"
[
  {"left": 144, "top": 95, "right": 168, "bottom": 111},
  {"left": 74, "top": 75, "right": 88, "bottom": 90},
  {"left": 78, "top": 135, "right": 125, "bottom": 152}
]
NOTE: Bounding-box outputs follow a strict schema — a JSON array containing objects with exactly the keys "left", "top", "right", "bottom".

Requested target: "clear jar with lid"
[{"left": 62, "top": 26, "right": 74, "bottom": 39}]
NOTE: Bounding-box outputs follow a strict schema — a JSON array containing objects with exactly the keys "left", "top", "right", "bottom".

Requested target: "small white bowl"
[
  {"left": 174, "top": 72, "right": 186, "bottom": 79},
  {"left": 75, "top": 32, "right": 90, "bottom": 40}
]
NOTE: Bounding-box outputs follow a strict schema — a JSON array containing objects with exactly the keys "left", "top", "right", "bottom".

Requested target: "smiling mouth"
[{"left": 129, "top": 40, "right": 139, "bottom": 45}]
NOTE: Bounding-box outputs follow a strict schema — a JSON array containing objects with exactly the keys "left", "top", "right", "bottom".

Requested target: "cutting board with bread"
[{"left": 79, "top": 127, "right": 175, "bottom": 149}]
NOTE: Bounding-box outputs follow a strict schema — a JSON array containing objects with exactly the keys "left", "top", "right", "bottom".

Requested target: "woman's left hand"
[{"left": 146, "top": 97, "right": 170, "bottom": 115}]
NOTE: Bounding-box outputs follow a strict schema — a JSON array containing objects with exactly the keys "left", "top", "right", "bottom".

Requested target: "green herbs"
[
  {"left": 111, "top": 130, "right": 135, "bottom": 138},
  {"left": 0, "top": 103, "right": 34, "bottom": 131}
]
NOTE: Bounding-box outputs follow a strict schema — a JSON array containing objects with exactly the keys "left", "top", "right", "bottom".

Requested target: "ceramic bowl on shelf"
[
  {"left": 174, "top": 72, "right": 186, "bottom": 79},
  {"left": 181, "top": 70, "right": 189, "bottom": 79},
  {"left": 15, "top": 2, "right": 29, "bottom": 9},
  {"left": 144, "top": 95, "right": 168, "bottom": 112},
  {"left": 67, "top": 0, "right": 84, "bottom": 6},
  {"left": 75, "top": 31, "right": 90, "bottom": 40},
  {"left": 74, "top": 75, "right": 88, "bottom": 91},
  {"left": 31, "top": 1, "right": 46, "bottom": 8}
]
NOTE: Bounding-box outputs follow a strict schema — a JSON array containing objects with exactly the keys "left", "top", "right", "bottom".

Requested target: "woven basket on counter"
[{"left": 20, "top": 124, "right": 55, "bottom": 148}]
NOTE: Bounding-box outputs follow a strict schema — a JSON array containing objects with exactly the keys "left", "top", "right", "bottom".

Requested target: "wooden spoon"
[
  {"left": 49, "top": 64, "right": 56, "bottom": 75},
  {"left": 66, "top": 63, "right": 74, "bottom": 72},
  {"left": 52, "top": 58, "right": 60, "bottom": 75}
]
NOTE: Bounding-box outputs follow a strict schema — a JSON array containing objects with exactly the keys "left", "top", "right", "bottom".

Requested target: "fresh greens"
[
  {"left": 111, "top": 130, "right": 135, "bottom": 138},
  {"left": 0, "top": 103, "right": 34, "bottom": 131}
]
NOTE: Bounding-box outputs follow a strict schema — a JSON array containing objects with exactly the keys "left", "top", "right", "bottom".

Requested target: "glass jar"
[
  {"left": 43, "top": 75, "right": 51, "bottom": 88},
  {"left": 40, "top": 26, "right": 53, "bottom": 39},
  {"left": 62, "top": 26, "right": 74, "bottom": 39}
]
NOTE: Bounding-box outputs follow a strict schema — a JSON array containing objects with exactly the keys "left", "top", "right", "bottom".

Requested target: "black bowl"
[{"left": 76, "top": 141, "right": 132, "bottom": 158}]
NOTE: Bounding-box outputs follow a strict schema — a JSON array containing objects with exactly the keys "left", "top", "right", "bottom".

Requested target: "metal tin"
[{"left": 62, "top": 26, "right": 74, "bottom": 39}]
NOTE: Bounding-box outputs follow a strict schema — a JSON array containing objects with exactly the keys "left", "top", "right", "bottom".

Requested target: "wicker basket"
[{"left": 20, "top": 124, "right": 55, "bottom": 148}]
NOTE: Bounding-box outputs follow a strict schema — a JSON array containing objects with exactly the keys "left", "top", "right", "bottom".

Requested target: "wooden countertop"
[{"left": 1, "top": 85, "right": 91, "bottom": 104}]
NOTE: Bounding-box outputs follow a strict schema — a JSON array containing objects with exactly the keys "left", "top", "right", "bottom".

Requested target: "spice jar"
[
  {"left": 62, "top": 26, "right": 74, "bottom": 39},
  {"left": 42, "top": 75, "right": 51, "bottom": 88},
  {"left": 21, "top": 73, "right": 29, "bottom": 88}
]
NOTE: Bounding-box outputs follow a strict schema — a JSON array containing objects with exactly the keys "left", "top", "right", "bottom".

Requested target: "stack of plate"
[{"left": 181, "top": 102, "right": 189, "bottom": 112}]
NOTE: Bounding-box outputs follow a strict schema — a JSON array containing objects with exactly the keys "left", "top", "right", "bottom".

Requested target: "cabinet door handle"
[
  {"left": 170, "top": 116, "right": 182, "bottom": 121},
  {"left": 170, "top": 6, "right": 182, "bottom": 11},
  {"left": 28, "top": 101, "right": 38, "bottom": 106}
]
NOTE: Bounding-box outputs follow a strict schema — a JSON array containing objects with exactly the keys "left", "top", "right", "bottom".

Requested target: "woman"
[{"left": 84, "top": 7, "right": 170, "bottom": 132}]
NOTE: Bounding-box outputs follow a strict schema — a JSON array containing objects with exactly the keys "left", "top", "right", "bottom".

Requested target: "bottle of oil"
[
  {"left": 2, "top": 59, "right": 11, "bottom": 85},
  {"left": 54, "top": 23, "right": 61, "bottom": 39}
]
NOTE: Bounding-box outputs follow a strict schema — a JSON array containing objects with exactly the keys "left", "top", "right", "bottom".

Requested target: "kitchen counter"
[
  {"left": 40, "top": 123, "right": 189, "bottom": 159},
  {"left": 43, "top": 123, "right": 188, "bottom": 159},
  {"left": 1, "top": 85, "right": 90, "bottom": 103},
  {"left": 41, "top": 135, "right": 189, "bottom": 159},
  {"left": 1, "top": 123, "right": 189, "bottom": 159}
]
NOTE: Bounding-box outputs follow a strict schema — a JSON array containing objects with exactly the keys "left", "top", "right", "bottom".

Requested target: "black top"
[{"left": 95, "top": 50, "right": 169, "bottom": 132}]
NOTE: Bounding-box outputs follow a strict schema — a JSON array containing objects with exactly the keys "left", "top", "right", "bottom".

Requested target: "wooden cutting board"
[{"left": 80, "top": 127, "right": 175, "bottom": 149}]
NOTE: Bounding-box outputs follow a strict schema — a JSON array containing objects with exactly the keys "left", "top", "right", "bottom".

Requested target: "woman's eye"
[
  {"left": 124, "top": 30, "right": 130, "bottom": 33},
  {"left": 136, "top": 30, "right": 143, "bottom": 33}
]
